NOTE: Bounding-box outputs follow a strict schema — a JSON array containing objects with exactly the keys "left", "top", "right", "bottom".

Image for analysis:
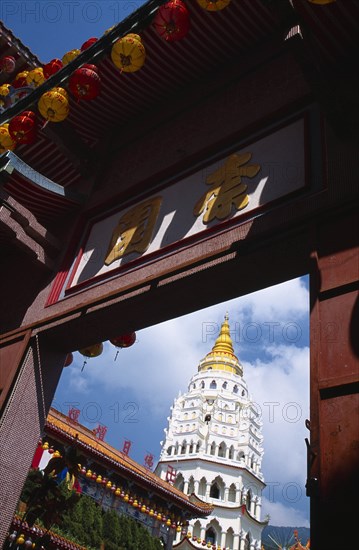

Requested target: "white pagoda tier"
[{"left": 155, "top": 315, "right": 268, "bottom": 550}]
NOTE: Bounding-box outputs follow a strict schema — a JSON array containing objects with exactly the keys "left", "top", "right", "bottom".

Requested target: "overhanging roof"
[{"left": 0, "top": 1, "right": 358, "bottom": 224}]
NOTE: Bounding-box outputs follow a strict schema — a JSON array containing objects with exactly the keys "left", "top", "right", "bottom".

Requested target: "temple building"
[
  {"left": 156, "top": 315, "right": 268, "bottom": 550},
  {"left": 5, "top": 407, "right": 213, "bottom": 549}
]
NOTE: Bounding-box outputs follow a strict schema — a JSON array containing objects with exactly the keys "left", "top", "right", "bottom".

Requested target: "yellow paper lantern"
[
  {"left": 111, "top": 34, "right": 146, "bottom": 73},
  {"left": 196, "top": 0, "right": 231, "bottom": 11},
  {"left": 62, "top": 49, "right": 81, "bottom": 65},
  {"left": 38, "top": 89, "right": 69, "bottom": 122},
  {"left": 0, "top": 83, "right": 11, "bottom": 96},
  {"left": 0, "top": 124, "right": 16, "bottom": 154},
  {"left": 78, "top": 343, "right": 103, "bottom": 358},
  {"left": 52, "top": 87, "right": 69, "bottom": 100},
  {"left": 26, "top": 67, "right": 45, "bottom": 87}
]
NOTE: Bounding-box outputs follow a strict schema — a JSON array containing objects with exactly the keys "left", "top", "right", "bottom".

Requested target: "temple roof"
[
  {"left": 46, "top": 408, "right": 213, "bottom": 517},
  {"left": 1, "top": 1, "right": 358, "bottom": 227}
]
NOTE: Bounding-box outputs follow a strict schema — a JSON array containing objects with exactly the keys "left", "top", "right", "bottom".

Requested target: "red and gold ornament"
[
  {"left": 81, "top": 37, "right": 98, "bottom": 51},
  {"left": 69, "top": 64, "right": 101, "bottom": 101},
  {"left": 153, "top": 0, "right": 190, "bottom": 42},
  {"left": 43, "top": 58, "right": 63, "bottom": 79},
  {"left": 0, "top": 55, "right": 16, "bottom": 74},
  {"left": 8, "top": 111, "right": 36, "bottom": 145}
]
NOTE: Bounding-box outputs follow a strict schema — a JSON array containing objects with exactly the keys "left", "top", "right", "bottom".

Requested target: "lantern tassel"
[
  {"left": 41, "top": 119, "right": 49, "bottom": 130},
  {"left": 114, "top": 350, "right": 119, "bottom": 361},
  {"left": 81, "top": 360, "right": 87, "bottom": 372}
]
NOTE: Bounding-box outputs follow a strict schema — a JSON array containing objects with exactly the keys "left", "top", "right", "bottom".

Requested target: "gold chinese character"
[
  {"left": 104, "top": 197, "right": 162, "bottom": 266},
  {"left": 194, "top": 153, "right": 260, "bottom": 224}
]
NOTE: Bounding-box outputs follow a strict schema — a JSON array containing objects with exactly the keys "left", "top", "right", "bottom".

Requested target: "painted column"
[
  {"left": 224, "top": 486, "right": 229, "bottom": 503},
  {"left": 200, "top": 526, "right": 206, "bottom": 542},
  {"left": 183, "top": 479, "right": 189, "bottom": 494},
  {"left": 206, "top": 482, "right": 211, "bottom": 499},
  {"left": 220, "top": 531, "right": 226, "bottom": 548}
]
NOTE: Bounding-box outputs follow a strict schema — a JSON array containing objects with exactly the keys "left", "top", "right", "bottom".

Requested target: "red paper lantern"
[
  {"left": 68, "top": 65, "right": 101, "bottom": 101},
  {"left": 110, "top": 332, "right": 136, "bottom": 348},
  {"left": 153, "top": 0, "right": 190, "bottom": 42},
  {"left": 43, "top": 58, "right": 63, "bottom": 79},
  {"left": 8, "top": 111, "right": 36, "bottom": 144},
  {"left": 64, "top": 353, "right": 73, "bottom": 367},
  {"left": 81, "top": 37, "right": 98, "bottom": 51},
  {"left": 0, "top": 56, "right": 16, "bottom": 74}
]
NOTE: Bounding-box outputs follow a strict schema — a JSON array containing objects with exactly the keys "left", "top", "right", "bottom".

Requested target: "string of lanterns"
[
  {"left": 0, "top": 0, "right": 337, "bottom": 153},
  {"left": 0, "top": 0, "right": 231, "bottom": 153},
  {"left": 80, "top": 466, "right": 187, "bottom": 532},
  {"left": 72, "top": 332, "right": 136, "bottom": 371}
]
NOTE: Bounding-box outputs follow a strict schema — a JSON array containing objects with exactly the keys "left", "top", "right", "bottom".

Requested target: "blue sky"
[
  {"left": 2, "top": 2, "right": 310, "bottom": 527},
  {"left": 53, "top": 276, "right": 310, "bottom": 527}
]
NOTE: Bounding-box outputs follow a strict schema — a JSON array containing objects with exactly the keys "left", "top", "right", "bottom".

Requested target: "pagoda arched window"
[
  {"left": 196, "top": 441, "right": 201, "bottom": 453},
  {"left": 201, "top": 381, "right": 205, "bottom": 389},
  {"left": 226, "top": 528, "right": 234, "bottom": 548},
  {"left": 198, "top": 477, "right": 207, "bottom": 497},
  {"left": 222, "top": 381, "right": 227, "bottom": 389},
  {"left": 218, "top": 442, "right": 226, "bottom": 458},
  {"left": 210, "top": 482, "right": 220, "bottom": 499},
  {"left": 233, "top": 385, "right": 238, "bottom": 394},
  {"left": 228, "top": 483, "right": 236, "bottom": 502},
  {"left": 175, "top": 473, "right": 184, "bottom": 492},
  {"left": 244, "top": 532, "right": 251, "bottom": 550},
  {"left": 210, "top": 380, "right": 217, "bottom": 389},
  {"left": 167, "top": 446, "right": 172, "bottom": 456},
  {"left": 181, "top": 440, "right": 187, "bottom": 454},
  {"left": 210, "top": 441, "right": 216, "bottom": 455},
  {"left": 246, "top": 490, "right": 252, "bottom": 511},
  {"left": 206, "top": 527, "right": 216, "bottom": 544},
  {"left": 229, "top": 445, "right": 234, "bottom": 459},
  {"left": 188, "top": 477, "right": 195, "bottom": 494}
]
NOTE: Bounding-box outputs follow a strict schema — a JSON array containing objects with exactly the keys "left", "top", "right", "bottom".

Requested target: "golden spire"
[
  {"left": 198, "top": 314, "right": 243, "bottom": 376},
  {"left": 211, "top": 312, "right": 235, "bottom": 356}
]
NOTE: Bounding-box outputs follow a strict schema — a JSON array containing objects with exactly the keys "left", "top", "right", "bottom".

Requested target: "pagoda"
[{"left": 156, "top": 315, "right": 268, "bottom": 550}]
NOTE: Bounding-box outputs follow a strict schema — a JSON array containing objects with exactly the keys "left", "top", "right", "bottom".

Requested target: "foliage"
[
  {"left": 18, "top": 467, "right": 163, "bottom": 550},
  {"left": 19, "top": 468, "right": 80, "bottom": 528},
  {"left": 60, "top": 495, "right": 162, "bottom": 550}
]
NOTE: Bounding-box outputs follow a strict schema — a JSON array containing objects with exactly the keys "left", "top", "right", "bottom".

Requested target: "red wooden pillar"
[
  {"left": 310, "top": 210, "right": 359, "bottom": 549},
  {"left": 0, "top": 332, "right": 66, "bottom": 546}
]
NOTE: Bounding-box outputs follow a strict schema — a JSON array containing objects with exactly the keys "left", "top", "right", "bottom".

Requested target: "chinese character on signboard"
[
  {"left": 166, "top": 465, "right": 177, "bottom": 484},
  {"left": 122, "top": 440, "right": 132, "bottom": 455},
  {"left": 194, "top": 153, "right": 260, "bottom": 223},
  {"left": 93, "top": 424, "right": 108, "bottom": 441},
  {"left": 105, "top": 197, "right": 162, "bottom": 265},
  {"left": 68, "top": 407, "right": 80, "bottom": 424},
  {"left": 144, "top": 453, "right": 154, "bottom": 470}
]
